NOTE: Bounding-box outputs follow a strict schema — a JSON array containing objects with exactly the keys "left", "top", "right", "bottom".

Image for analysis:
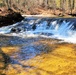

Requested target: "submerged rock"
[
  {"left": 11, "top": 27, "right": 21, "bottom": 33},
  {"left": 32, "top": 24, "right": 36, "bottom": 30}
]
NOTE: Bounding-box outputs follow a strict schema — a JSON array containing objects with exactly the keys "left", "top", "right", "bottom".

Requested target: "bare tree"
[
  {"left": 68, "top": 0, "right": 75, "bottom": 14},
  {"left": 60, "top": 0, "right": 66, "bottom": 15},
  {"left": 52, "top": 0, "right": 56, "bottom": 15},
  {"left": 1, "top": 0, "right": 76, "bottom": 15}
]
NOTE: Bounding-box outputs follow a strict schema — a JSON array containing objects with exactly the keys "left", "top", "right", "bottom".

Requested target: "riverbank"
[
  {"left": 21, "top": 6, "right": 76, "bottom": 18},
  {"left": 0, "top": 7, "right": 76, "bottom": 28}
]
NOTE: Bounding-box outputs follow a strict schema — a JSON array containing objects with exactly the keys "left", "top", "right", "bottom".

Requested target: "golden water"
[{"left": 0, "top": 39, "right": 76, "bottom": 75}]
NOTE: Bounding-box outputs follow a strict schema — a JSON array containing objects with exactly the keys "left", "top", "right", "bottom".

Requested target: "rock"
[
  {"left": 32, "top": 24, "right": 36, "bottom": 30},
  {"left": 0, "top": 12, "right": 24, "bottom": 27},
  {"left": 58, "top": 13, "right": 64, "bottom": 17},
  {"left": 58, "top": 19, "right": 63, "bottom": 24},
  {"left": 11, "top": 27, "right": 21, "bottom": 33},
  {"left": 68, "top": 13, "right": 76, "bottom": 17},
  {"left": 11, "top": 28, "right": 17, "bottom": 32}
]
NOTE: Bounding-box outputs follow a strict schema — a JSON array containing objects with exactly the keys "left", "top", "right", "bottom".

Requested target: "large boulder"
[{"left": 0, "top": 12, "right": 24, "bottom": 27}]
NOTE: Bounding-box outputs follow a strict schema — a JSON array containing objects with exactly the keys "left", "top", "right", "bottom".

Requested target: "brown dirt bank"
[{"left": 0, "top": 10, "right": 24, "bottom": 27}]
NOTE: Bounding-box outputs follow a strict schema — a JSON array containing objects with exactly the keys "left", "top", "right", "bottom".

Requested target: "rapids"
[
  {"left": 0, "top": 17, "right": 76, "bottom": 75},
  {"left": 0, "top": 17, "right": 76, "bottom": 43}
]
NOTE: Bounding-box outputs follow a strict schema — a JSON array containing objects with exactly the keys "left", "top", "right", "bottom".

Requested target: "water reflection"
[{"left": 9, "top": 41, "right": 54, "bottom": 66}]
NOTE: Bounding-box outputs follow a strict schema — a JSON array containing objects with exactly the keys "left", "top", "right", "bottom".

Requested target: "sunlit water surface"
[{"left": 0, "top": 17, "right": 76, "bottom": 75}]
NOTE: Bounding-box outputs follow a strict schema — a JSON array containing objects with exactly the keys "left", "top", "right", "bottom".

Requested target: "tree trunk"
[
  {"left": 53, "top": 0, "right": 56, "bottom": 15},
  {"left": 68, "top": 0, "right": 74, "bottom": 14}
]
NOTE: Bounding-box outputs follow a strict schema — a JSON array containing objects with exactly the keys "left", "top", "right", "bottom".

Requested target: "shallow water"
[
  {"left": 0, "top": 17, "right": 76, "bottom": 75},
  {"left": 0, "top": 37, "right": 76, "bottom": 75}
]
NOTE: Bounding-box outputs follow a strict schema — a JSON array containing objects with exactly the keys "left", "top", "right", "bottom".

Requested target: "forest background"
[{"left": 0, "top": 0, "right": 76, "bottom": 16}]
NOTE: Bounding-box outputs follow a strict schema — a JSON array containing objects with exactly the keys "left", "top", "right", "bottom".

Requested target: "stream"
[{"left": 0, "top": 17, "right": 76, "bottom": 75}]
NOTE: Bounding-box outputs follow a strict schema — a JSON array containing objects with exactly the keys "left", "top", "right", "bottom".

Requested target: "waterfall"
[{"left": 0, "top": 17, "right": 76, "bottom": 43}]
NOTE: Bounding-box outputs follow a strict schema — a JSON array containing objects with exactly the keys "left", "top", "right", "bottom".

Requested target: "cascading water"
[{"left": 0, "top": 17, "right": 76, "bottom": 43}]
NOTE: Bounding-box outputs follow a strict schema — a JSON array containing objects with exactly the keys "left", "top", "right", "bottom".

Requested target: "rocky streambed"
[
  {"left": 0, "top": 16, "right": 76, "bottom": 75},
  {"left": 0, "top": 35, "right": 76, "bottom": 75}
]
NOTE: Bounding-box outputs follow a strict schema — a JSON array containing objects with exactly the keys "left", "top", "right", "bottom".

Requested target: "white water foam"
[{"left": 0, "top": 18, "right": 76, "bottom": 44}]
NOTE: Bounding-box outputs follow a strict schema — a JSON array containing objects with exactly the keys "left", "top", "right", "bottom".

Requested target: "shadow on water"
[
  {"left": 0, "top": 35, "right": 39, "bottom": 47},
  {"left": 0, "top": 35, "right": 28, "bottom": 46},
  {"left": 0, "top": 48, "right": 10, "bottom": 75},
  {"left": 0, "top": 35, "right": 33, "bottom": 74},
  {"left": 0, "top": 35, "right": 58, "bottom": 75}
]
